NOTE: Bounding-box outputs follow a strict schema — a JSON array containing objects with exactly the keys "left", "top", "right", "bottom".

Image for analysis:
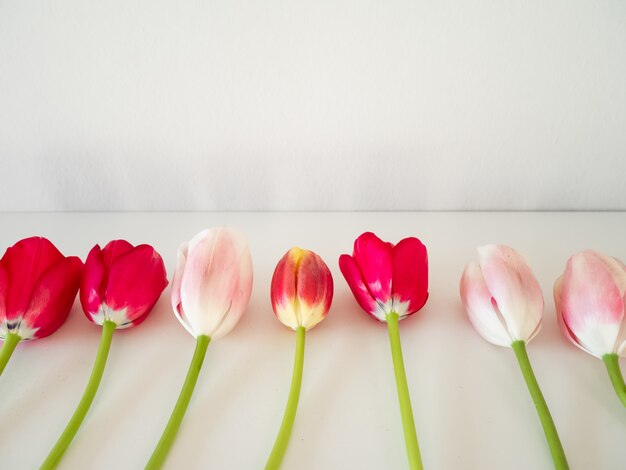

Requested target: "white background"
[
  {"left": 1, "top": 212, "right": 625, "bottom": 469},
  {"left": 1, "top": 0, "right": 625, "bottom": 211}
]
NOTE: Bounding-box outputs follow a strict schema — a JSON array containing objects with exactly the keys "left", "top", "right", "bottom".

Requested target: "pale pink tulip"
[
  {"left": 460, "top": 245, "right": 543, "bottom": 347},
  {"left": 171, "top": 227, "right": 253, "bottom": 339},
  {"left": 554, "top": 250, "right": 626, "bottom": 358}
]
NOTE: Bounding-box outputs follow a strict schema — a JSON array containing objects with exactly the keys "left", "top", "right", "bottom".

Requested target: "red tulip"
[
  {"left": 339, "top": 232, "right": 428, "bottom": 470},
  {"left": 80, "top": 240, "right": 168, "bottom": 328},
  {"left": 0, "top": 236, "right": 82, "bottom": 340},
  {"left": 339, "top": 232, "right": 428, "bottom": 322},
  {"left": 42, "top": 240, "right": 168, "bottom": 469},
  {"left": 0, "top": 236, "right": 82, "bottom": 374}
]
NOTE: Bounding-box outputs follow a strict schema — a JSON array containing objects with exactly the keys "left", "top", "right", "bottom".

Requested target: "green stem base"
[
  {"left": 40, "top": 320, "right": 116, "bottom": 470},
  {"left": 0, "top": 332, "right": 22, "bottom": 375},
  {"left": 146, "top": 334, "right": 210, "bottom": 470},
  {"left": 602, "top": 353, "right": 626, "bottom": 407},
  {"left": 386, "top": 312, "right": 423, "bottom": 470},
  {"left": 511, "top": 340, "right": 569, "bottom": 470},
  {"left": 265, "top": 326, "right": 306, "bottom": 470}
]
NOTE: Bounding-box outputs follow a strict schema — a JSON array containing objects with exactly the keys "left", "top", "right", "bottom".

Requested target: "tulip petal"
[
  {"left": 211, "top": 246, "right": 253, "bottom": 339},
  {"left": 22, "top": 256, "right": 83, "bottom": 339},
  {"left": 101, "top": 240, "right": 134, "bottom": 270},
  {"left": 103, "top": 245, "right": 168, "bottom": 327},
  {"left": 272, "top": 248, "right": 333, "bottom": 330},
  {"left": 392, "top": 237, "right": 428, "bottom": 316},
  {"left": 339, "top": 254, "right": 381, "bottom": 319},
  {"left": 296, "top": 251, "right": 333, "bottom": 329},
  {"left": 2, "top": 237, "right": 65, "bottom": 319},
  {"left": 353, "top": 232, "right": 393, "bottom": 305},
  {"left": 561, "top": 251, "right": 625, "bottom": 356},
  {"left": 180, "top": 227, "right": 252, "bottom": 338},
  {"left": 0, "top": 264, "right": 9, "bottom": 337},
  {"left": 460, "top": 261, "right": 512, "bottom": 347},
  {"left": 80, "top": 245, "right": 106, "bottom": 317},
  {"left": 271, "top": 249, "right": 299, "bottom": 328},
  {"left": 172, "top": 242, "right": 195, "bottom": 336},
  {"left": 554, "top": 274, "right": 593, "bottom": 354},
  {"left": 478, "top": 245, "right": 543, "bottom": 342}
]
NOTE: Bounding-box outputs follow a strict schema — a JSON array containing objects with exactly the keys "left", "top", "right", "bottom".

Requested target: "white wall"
[{"left": 1, "top": 0, "right": 625, "bottom": 211}]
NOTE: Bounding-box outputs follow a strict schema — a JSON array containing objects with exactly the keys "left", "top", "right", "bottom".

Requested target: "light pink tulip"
[
  {"left": 554, "top": 250, "right": 626, "bottom": 358},
  {"left": 460, "top": 245, "right": 543, "bottom": 347},
  {"left": 171, "top": 227, "right": 253, "bottom": 339}
]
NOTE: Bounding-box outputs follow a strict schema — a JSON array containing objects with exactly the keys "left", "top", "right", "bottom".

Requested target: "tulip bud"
[
  {"left": 338, "top": 232, "right": 428, "bottom": 321},
  {"left": 460, "top": 245, "right": 543, "bottom": 347},
  {"left": 554, "top": 250, "right": 626, "bottom": 358},
  {"left": 0, "top": 236, "right": 82, "bottom": 341},
  {"left": 171, "top": 227, "right": 253, "bottom": 339},
  {"left": 80, "top": 240, "right": 168, "bottom": 328},
  {"left": 271, "top": 247, "right": 333, "bottom": 330}
]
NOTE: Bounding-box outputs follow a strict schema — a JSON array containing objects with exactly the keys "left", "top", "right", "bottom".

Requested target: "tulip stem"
[
  {"left": 146, "top": 334, "right": 211, "bottom": 470},
  {"left": 602, "top": 353, "right": 626, "bottom": 408},
  {"left": 511, "top": 340, "right": 569, "bottom": 470},
  {"left": 40, "top": 320, "right": 116, "bottom": 470},
  {"left": 386, "top": 312, "right": 423, "bottom": 470},
  {"left": 0, "top": 333, "right": 21, "bottom": 375},
  {"left": 265, "top": 326, "right": 306, "bottom": 470}
]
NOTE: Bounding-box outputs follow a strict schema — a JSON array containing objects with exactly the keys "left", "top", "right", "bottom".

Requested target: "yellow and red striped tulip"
[{"left": 271, "top": 247, "right": 333, "bottom": 331}]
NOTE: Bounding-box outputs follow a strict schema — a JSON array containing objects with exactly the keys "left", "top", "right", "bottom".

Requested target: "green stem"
[
  {"left": 146, "top": 335, "right": 210, "bottom": 470},
  {"left": 0, "top": 332, "right": 21, "bottom": 375},
  {"left": 511, "top": 340, "right": 569, "bottom": 470},
  {"left": 386, "top": 312, "right": 423, "bottom": 470},
  {"left": 40, "top": 320, "right": 116, "bottom": 470},
  {"left": 265, "top": 326, "right": 306, "bottom": 470},
  {"left": 602, "top": 353, "right": 626, "bottom": 407}
]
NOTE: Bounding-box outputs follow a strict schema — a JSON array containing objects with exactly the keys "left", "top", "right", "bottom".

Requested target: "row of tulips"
[{"left": 0, "top": 230, "right": 624, "bottom": 469}]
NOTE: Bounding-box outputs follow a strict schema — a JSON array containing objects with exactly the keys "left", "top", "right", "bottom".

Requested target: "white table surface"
[{"left": 0, "top": 212, "right": 625, "bottom": 470}]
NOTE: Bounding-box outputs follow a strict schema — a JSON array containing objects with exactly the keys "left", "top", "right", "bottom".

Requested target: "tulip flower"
[
  {"left": 460, "top": 245, "right": 569, "bottom": 470},
  {"left": 554, "top": 250, "right": 626, "bottom": 408},
  {"left": 0, "top": 237, "right": 82, "bottom": 375},
  {"left": 41, "top": 240, "right": 167, "bottom": 470},
  {"left": 339, "top": 232, "right": 428, "bottom": 470},
  {"left": 265, "top": 247, "right": 333, "bottom": 470},
  {"left": 147, "top": 227, "right": 253, "bottom": 469}
]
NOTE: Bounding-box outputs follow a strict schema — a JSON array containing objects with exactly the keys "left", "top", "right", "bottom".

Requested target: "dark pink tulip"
[
  {"left": 80, "top": 240, "right": 168, "bottom": 328},
  {"left": 0, "top": 236, "right": 82, "bottom": 341},
  {"left": 339, "top": 232, "right": 428, "bottom": 322}
]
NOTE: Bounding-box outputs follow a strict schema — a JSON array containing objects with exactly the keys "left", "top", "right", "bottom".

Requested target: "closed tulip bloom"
[
  {"left": 42, "top": 240, "right": 168, "bottom": 470},
  {"left": 148, "top": 227, "right": 253, "bottom": 469},
  {"left": 271, "top": 247, "right": 333, "bottom": 331},
  {"left": 339, "top": 232, "right": 428, "bottom": 322},
  {"left": 554, "top": 250, "right": 626, "bottom": 357},
  {"left": 460, "top": 245, "right": 543, "bottom": 347},
  {"left": 266, "top": 248, "right": 333, "bottom": 469},
  {"left": 81, "top": 240, "right": 168, "bottom": 328},
  {"left": 0, "top": 237, "right": 82, "bottom": 374},
  {"left": 554, "top": 250, "right": 626, "bottom": 408},
  {"left": 460, "top": 245, "right": 568, "bottom": 470},
  {"left": 339, "top": 232, "right": 428, "bottom": 470},
  {"left": 170, "top": 227, "right": 253, "bottom": 340}
]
